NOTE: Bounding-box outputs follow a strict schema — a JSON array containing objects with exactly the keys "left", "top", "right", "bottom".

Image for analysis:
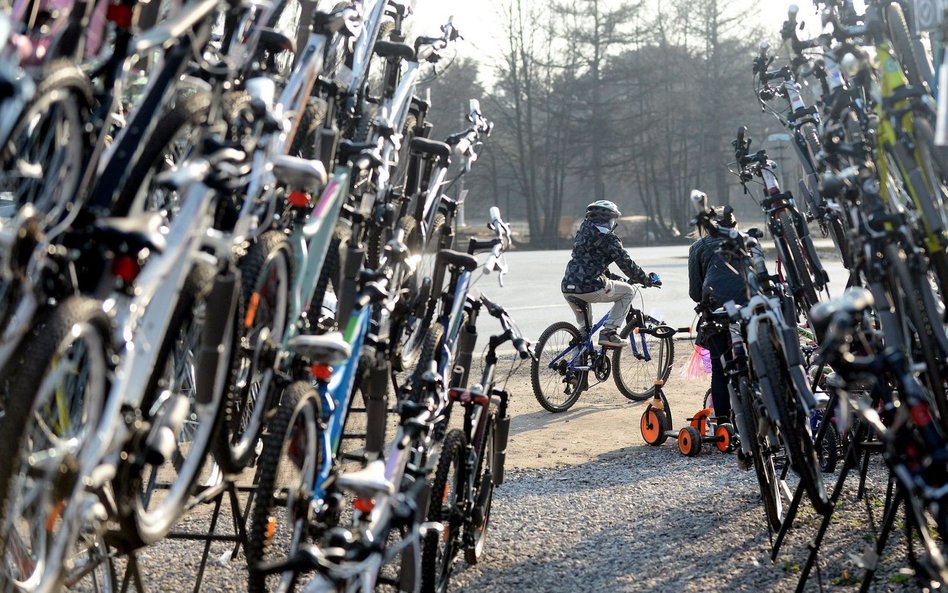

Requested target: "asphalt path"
[{"left": 470, "top": 243, "right": 849, "bottom": 344}]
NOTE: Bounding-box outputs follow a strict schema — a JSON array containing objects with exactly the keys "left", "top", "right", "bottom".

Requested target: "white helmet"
[{"left": 585, "top": 200, "right": 621, "bottom": 219}]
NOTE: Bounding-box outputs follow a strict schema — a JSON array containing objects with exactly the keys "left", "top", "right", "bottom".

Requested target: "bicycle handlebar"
[{"left": 480, "top": 293, "right": 533, "bottom": 359}]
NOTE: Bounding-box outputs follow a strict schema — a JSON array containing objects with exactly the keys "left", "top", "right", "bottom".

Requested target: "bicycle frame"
[
  {"left": 875, "top": 43, "right": 948, "bottom": 250},
  {"left": 545, "top": 312, "right": 609, "bottom": 374}
]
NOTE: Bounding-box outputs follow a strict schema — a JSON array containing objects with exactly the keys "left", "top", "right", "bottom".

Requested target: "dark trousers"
[{"left": 705, "top": 331, "right": 732, "bottom": 420}]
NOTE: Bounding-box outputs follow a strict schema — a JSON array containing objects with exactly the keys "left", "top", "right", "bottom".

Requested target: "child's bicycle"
[{"left": 530, "top": 281, "right": 678, "bottom": 412}]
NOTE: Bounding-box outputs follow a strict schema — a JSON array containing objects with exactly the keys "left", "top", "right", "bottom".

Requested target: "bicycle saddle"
[
  {"left": 335, "top": 459, "right": 394, "bottom": 498},
  {"left": 287, "top": 332, "right": 350, "bottom": 365}
]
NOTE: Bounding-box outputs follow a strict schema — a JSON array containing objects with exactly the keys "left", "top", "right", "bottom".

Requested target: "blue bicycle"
[{"left": 530, "top": 281, "right": 674, "bottom": 412}]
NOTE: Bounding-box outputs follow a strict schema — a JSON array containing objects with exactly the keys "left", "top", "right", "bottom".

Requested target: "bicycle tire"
[
  {"left": 816, "top": 419, "right": 839, "bottom": 474},
  {"left": 886, "top": 2, "right": 932, "bottom": 92},
  {"left": 0, "top": 297, "right": 111, "bottom": 590},
  {"left": 114, "top": 90, "right": 210, "bottom": 217},
  {"left": 388, "top": 216, "right": 418, "bottom": 371},
  {"left": 215, "top": 230, "right": 293, "bottom": 473},
  {"left": 913, "top": 117, "right": 948, "bottom": 233},
  {"left": 401, "top": 212, "right": 448, "bottom": 371},
  {"left": 0, "top": 60, "right": 92, "bottom": 230},
  {"left": 530, "top": 322, "right": 585, "bottom": 413},
  {"left": 884, "top": 242, "right": 948, "bottom": 427},
  {"left": 465, "top": 407, "right": 497, "bottom": 565},
  {"left": 756, "top": 321, "right": 828, "bottom": 513},
  {"left": 777, "top": 209, "right": 821, "bottom": 311},
  {"left": 290, "top": 98, "right": 329, "bottom": 160},
  {"left": 247, "top": 381, "right": 322, "bottom": 593},
  {"left": 612, "top": 319, "right": 674, "bottom": 400},
  {"left": 409, "top": 322, "right": 445, "bottom": 399},
  {"left": 308, "top": 227, "right": 344, "bottom": 331},
  {"left": 421, "top": 428, "right": 465, "bottom": 593},
  {"left": 739, "top": 376, "right": 784, "bottom": 532},
  {"left": 115, "top": 262, "right": 229, "bottom": 546}
]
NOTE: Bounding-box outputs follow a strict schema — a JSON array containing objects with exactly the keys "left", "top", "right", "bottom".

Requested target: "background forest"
[{"left": 417, "top": 0, "right": 814, "bottom": 247}]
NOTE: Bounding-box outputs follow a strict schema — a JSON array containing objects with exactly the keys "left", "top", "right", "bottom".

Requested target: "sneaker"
[{"left": 598, "top": 329, "right": 624, "bottom": 348}]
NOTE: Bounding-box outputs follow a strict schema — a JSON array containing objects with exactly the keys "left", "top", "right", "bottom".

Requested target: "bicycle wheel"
[
  {"left": 113, "top": 90, "right": 209, "bottom": 218},
  {"left": 886, "top": 2, "right": 934, "bottom": 92},
  {"left": 777, "top": 209, "right": 821, "bottom": 311},
  {"left": 400, "top": 212, "right": 449, "bottom": 371},
  {"left": 465, "top": 407, "right": 496, "bottom": 565},
  {"left": 115, "top": 262, "right": 231, "bottom": 546},
  {"left": 738, "top": 376, "right": 784, "bottom": 532},
  {"left": 409, "top": 323, "right": 445, "bottom": 399},
  {"left": 0, "top": 297, "right": 111, "bottom": 591},
  {"left": 612, "top": 319, "right": 674, "bottom": 401},
  {"left": 530, "top": 322, "right": 585, "bottom": 413},
  {"left": 884, "top": 243, "right": 948, "bottom": 427},
  {"left": 756, "top": 322, "right": 828, "bottom": 513},
  {"left": 215, "top": 230, "right": 292, "bottom": 473},
  {"left": 247, "top": 381, "right": 321, "bottom": 593},
  {"left": 912, "top": 118, "right": 948, "bottom": 232},
  {"left": 0, "top": 61, "right": 91, "bottom": 230},
  {"left": 421, "top": 428, "right": 465, "bottom": 593}
]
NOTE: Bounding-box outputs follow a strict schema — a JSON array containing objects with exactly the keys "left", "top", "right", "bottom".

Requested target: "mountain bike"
[
  {"left": 417, "top": 273, "right": 530, "bottom": 591},
  {"left": 802, "top": 286, "right": 948, "bottom": 591},
  {"left": 733, "top": 126, "right": 829, "bottom": 319},
  {"left": 691, "top": 190, "right": 829, "bottom": 528},
  {"left": 530, "top": 278, "right": 671, "bottom": 413}
]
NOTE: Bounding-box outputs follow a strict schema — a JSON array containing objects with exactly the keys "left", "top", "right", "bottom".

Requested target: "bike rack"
[
  {"left": 113, "top": 463, "right": 256, "bottom": 593},
  {"left": 771, "top": 399, "right": 889, "bottom": 593}
]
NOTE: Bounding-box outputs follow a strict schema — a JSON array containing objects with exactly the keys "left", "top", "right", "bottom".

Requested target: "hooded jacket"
[
  {"left": 688, "top": 235, "right": 749, "bottom": 309},
  {"left": 561, "top": 219, "right": 647, "bottom": 293}
]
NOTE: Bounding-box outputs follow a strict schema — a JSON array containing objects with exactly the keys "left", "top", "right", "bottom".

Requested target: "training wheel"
[
  {"left": 640, "top": 405, "right": 669, "bottom": 446},
  {"left": 677, "top": 426, "right": 702, "bottom": 457},
  {"left": 715, "top": 423, "right": 737, "bottom": 453}
]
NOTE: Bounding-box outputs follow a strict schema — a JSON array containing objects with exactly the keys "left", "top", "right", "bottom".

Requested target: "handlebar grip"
[
  {"left": 489, "top": 206, "right": 501, "bottom": 224},
  {"left": 512, "top": 338, "right": 531, "bottom": 360}
]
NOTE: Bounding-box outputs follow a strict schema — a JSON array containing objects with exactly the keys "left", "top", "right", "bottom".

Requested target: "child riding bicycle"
[{"left": 561, "top": 200, "right": 661, "bottom": 348}]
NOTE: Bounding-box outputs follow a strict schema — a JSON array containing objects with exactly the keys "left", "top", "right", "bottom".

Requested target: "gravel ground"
[{"left": 115, "top": 354, "right": 919, "bottom": 593}]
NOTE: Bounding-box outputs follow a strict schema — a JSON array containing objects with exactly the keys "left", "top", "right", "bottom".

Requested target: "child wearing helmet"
[
  {"left": 561, "top": 200, "right": 660, "bottom": 348},
  {"left": 688, "top": 203, "right": 747, "bottom": 424}
]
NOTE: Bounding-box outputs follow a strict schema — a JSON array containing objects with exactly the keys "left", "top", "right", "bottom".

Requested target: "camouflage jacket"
[{"left": 561, "top": 220, "right": 648, "bottom": 293}]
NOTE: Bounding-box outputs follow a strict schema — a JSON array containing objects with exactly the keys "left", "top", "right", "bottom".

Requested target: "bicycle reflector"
[
  {"left": 311, "top": 363, "right": 333, "bottom": 382},
  {"left": 353, "top": 497, "right": 375, "bottom": 513},
  {"left": 288, "top": 191, "right": 312, "bottom": 208},
  {"left": 111, "top": 254, "right": 141, "bottom": 284}
]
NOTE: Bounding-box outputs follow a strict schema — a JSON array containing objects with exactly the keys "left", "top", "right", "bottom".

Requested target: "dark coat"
[
  {"left": 562, "top": 220, "right": 648, "bottom": 293},
  {"left": 689, "top": 234, "right": 748, "bottom": 345}
]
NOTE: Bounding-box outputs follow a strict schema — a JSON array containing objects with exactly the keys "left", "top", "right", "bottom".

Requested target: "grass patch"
[
  {"left": 889, "top": 574, "right": 912, "bottom": 586},
  {"left": 781, "top": 561, "right": 801, "bottom": 573}
]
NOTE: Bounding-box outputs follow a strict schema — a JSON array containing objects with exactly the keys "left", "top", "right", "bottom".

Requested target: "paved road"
[{"left": 474, "top": 243, "right": 848, "bottom": 343}]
